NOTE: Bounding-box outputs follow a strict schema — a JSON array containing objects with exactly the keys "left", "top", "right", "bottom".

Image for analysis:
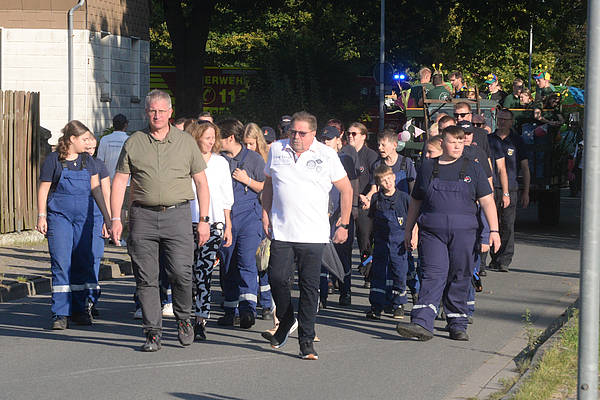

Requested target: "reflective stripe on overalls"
[
  {"left": 369, "top": 193, "right": 408, "bottom": 311},
  {"left": 410, "top": 157, "right": 479, "bottom": 332},
  {"left": 221, "top": 147, "right": 261, "bottom": 315},
  {"left": 46, "top": 155, "right": 97, "bottom": 317}
]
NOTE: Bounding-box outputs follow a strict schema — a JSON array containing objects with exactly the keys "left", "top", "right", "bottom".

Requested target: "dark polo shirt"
[{"left": 116, "top": 125, "right": 206, "bottom": 206}]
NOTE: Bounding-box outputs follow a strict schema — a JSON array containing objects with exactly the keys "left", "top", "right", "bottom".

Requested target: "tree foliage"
[{"left": 150, "top": 0, "right": 587, "bottom": 123}]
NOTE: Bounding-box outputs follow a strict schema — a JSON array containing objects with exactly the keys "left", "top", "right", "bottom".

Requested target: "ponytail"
[{"left": 57, "top": 120, "right": 91, "bottom": 161}]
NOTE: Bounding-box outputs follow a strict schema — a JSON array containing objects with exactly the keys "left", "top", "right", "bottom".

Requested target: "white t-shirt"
[
  {"left": 191, "top": 154, "right": 234, "bottom": 224},
  {"left": 265, "top": 138, "right": 347, "bottom": 243},
  {"left": 97, "top": 130, "right": 129, "bottom": 180}
]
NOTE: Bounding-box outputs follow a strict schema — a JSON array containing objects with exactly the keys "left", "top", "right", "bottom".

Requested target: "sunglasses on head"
[{"left": 454, "top": 112, "right": 471, "bottom": 118}]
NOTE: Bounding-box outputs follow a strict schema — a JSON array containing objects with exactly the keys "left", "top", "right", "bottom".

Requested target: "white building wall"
[{"left": 0, "top": 27, "right": 149, "bottom": 145}]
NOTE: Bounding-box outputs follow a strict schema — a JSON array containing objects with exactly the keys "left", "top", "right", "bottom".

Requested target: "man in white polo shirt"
[{"left": 261, "top": 111, "right": 352, "bottom": 360}]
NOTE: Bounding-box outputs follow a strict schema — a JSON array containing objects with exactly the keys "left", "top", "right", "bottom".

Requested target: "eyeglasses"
[
  {"left": 454, "top": 112, "right": 471, "bottom": 118},
  {"left": 348, "top": 131, "right": 362, "bottom": 136},
  {"left": 288, "top": 129, "right": 313, "bottom": 137}
]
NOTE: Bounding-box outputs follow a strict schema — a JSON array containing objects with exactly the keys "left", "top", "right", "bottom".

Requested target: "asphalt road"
[{"left": 0, "top": 196, "right": 581, "bottom": 400}]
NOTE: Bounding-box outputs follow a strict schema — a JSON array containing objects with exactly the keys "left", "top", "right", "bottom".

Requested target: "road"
[{"left": 0, "top": 196, "right": 581, "bottom": 400}]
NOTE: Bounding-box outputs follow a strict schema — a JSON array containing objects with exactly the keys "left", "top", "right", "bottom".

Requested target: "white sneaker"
[
  {"left": 134, "top": 308, "right": 142, "bottom": 319},
  {"left": 162, "top": 302, "right": 174, "bottom": 317}
]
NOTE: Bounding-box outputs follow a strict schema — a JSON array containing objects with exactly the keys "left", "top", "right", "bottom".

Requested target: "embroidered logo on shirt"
[
  {"left": 398, "top": 217, "right": 404, "bottom": 226},
  {"left": 359, "top": 166, "right": 365, "bottom": 173},
  {"left": 507, "top": 148, "right": 515, "bottom": 156},
  {"left": 306, "top": 160, "right": 316, "bottom": 169},
  {"left": 464, "top": 176, "right": 472, "bottom": 183}
]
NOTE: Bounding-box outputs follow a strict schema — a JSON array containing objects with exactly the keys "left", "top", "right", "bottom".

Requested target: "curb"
[
  {"left": 499, "top": 298, "right": 580, "bottom": 400},
  {"left": 0, "top": 231, "right": 45, "bottom": 247},
  {"left": 0, "top": 259, "right": 132, "bottom": 303}
]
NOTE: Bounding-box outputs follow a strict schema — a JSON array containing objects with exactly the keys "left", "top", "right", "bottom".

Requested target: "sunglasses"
[
  {"left": 454, "top": 112, "right": 471, "bottom": 118},
  {"left": 473, "top": 123, "right": 484, "bottom": 127},
  {"left": 288, "top": 129, "right": 312, "bottom": 137},
  {"left": 348, "top": 131, "right": 362, "bottom": 136}
]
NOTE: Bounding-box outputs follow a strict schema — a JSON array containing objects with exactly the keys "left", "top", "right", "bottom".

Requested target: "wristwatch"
[
  {"left": 339, "top": 223, "right": 350, "bottom": 229},
  {"left": 199, "top": 216, "right": 210, "bottom": 223},
  {"left": 503, "top": 192, "right": 510, "bottom": 197}
]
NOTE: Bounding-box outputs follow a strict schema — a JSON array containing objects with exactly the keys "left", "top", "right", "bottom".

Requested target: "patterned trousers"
[{"left": 193, "top": 222, "right": 224, "bottom": 319}]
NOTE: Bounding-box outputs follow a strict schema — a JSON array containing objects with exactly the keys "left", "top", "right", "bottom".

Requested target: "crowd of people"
[{"left": 36, "top": 80, "right": 535, "bottom": 359}]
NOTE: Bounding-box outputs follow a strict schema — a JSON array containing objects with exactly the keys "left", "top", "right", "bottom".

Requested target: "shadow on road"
[{"left": 169, "top": 393, "right": 245, "bottom": 400}]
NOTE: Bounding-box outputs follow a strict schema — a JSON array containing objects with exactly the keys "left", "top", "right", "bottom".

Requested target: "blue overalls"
[
  {"left": 221, "top": 147, "right": 262, "bottom": 317},
  {"left": 411, "top": 158, "right": 479, "bottom": 333},
  {"left": 393, "top": 156, "right": 420, "bottom": 297},
  {"left": 46, "top": 156, "right": 98, "bottom": 317},
  {"left": 369, "top": 192, "right": 408, "bottom": 311}
]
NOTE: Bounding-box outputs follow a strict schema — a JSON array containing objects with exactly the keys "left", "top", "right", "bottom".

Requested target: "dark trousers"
[
  {"left": 269, "top": 240, "right": 325, "bottom": 344},
  {"left": 128, "top": 204, "right": 194, "bottom": 333},
  {"left": 355, "top": 208, "right": 373, "bottom": 257},
  {"left": 491, "top": 190, "right": 517, "bottom": 268}
]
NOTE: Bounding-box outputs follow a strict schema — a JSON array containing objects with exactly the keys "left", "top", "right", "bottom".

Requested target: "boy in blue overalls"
[
  {"left": 364, "top": 130, "right": 420, "bottom": 304},
  {"left": 365, "top": 164, "right": 416, "bottom": 320},
  {"left": 397, "top": 126, "right": 500, "bottom": 341}
]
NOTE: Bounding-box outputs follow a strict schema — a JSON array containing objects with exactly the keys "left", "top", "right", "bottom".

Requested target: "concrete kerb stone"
[
  {"left": 0, "top": 260, "right": 133, "bottom": 303},
  {"left": 499, "top": 298, "right": 580, "bottom": 400},
  {"left": 0, "top": 231, "right": 45, "bottom": 247}
]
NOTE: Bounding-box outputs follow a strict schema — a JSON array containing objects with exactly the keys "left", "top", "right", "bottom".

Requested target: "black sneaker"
[
  {"left": 449, "top": 330, "right": 469, "bottom": 341},
  {"left": 217, "top": 313, "right": 235, "bottom": 326},
  {"left": 366, "top": 308, "right": 381, "bottom": 320},
  {"left": 411, "top": 290, "right": 419, "bottom": 305},
  {"left": 396, "top": 322, "right": 434, "bottom": 341},
  {"left": 51, "top": 315, "right": 68, "bottom": 330},
  {"left": 194, "top": 321, "right": 206, "bottom": 341},
  {"left": 299, "top": 341, "right": 319, "bottom": 360},
  {"left": 177, "top": 319, "right": 194, "bottom": 346},
  {"left": 339, "top": 293, "right": 351, "bottom": 306},
  {"left": 479, "top": 267, "right": 487, "bottom": 277},
  {"left": 239, "top": 312, "right": 255, "bottom": 329},
  {"left": 319, "top": 298, "right": 327, "bottom": 310},
  {"left": 270, "top": 318, "right": 298, "bottom": 349},
  {"left": 141, "top": 330, "right": 161, "bottom": 352},
  {"left": 393, "top": 305, "right": 405, "bottom": 320},
  {"left": 71, "top": 311, "right": 92, "bottom": 326},
  {"left": 498, "top": 264, "right": 509, "bottom": 272},
  {"left": 262, "top": 308, "right": 274, "bottom": 320}
]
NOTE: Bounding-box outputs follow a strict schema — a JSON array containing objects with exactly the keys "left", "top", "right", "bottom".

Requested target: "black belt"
[{"left": 132, "top": 201, "right": 189, "bottom": 212}]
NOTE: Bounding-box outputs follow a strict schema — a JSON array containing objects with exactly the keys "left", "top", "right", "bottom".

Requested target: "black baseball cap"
[
  {"left": 261, "top": 126, "right": 276, "bottom": 144},
  {"left": 319, "top": 125, "right": 340, "bottom": 141}
]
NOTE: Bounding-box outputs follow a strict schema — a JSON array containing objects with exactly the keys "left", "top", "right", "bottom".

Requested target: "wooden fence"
[{"left": 0, "top": 91, "right": 40, "bottom": 234}]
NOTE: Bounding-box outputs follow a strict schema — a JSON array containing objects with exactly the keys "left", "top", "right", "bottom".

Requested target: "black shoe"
[
  {"left": 393, "top": 305, "right": 405, "bottom": 320},
  {"left": 239, "top": 312, "right": 255, "bottom": 329},
  {"left": 479, "top": 267, "right": 487, "bottom": 277},
  {"left": 71, "top": 311, "right": 92, "bottom": 326},
  {"left": 299, "top": 341, "right": 319, "bottom": 360},
  {"left": 319, "top": 298, "right": 327, "bottom": 310},
  {"left": 498, "top": 264, "right": 509, "bottom": 272},
  {"left": 217, "top": 314, "right": 235, "bottom": 326},
  {"left": 262, "top": 308, "right": 274, "bottom": 320},
  {"left": 366, "top": 308, "right": 381, "bottom": 320},
  {"left": 194, "top": 322, "right": 207, "bottom": 341},
  {"left": 270, "top": 318, "right": 298, "bottom": 349},
  {"left": 141, "top": 330, "right": 161, "bottom": 352},
  {"left": 177, "top": 319, "right": 194, "bottom": 346},
  {"left": 396, "top": 322, "right": 434, "bottom": 341},
  {"left": 90, "top": 305, "right": 100, "bottom": 317},
  {"left": 261, "top": 330, "right": 274, "bottom": 341},
  {"left": 339, "top": 293, "right": 351, "bottom": 306},
  {"left": 51, "top": 315, "right": 68, "bottom": 330},
  {"left": 449, "top": 330, "right": 469, "bottom": 341}
]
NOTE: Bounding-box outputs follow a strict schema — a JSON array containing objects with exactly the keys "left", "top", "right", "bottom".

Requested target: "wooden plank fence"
[{"left": 0, "top": 91, "right": 40, "bottom": 234}]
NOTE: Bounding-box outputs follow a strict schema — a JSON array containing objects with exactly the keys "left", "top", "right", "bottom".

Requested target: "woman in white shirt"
[{"left": 187, "top": 121, "right": 234, "bottom": 341}]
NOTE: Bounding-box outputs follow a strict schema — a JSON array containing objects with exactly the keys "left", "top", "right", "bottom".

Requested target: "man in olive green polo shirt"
[
  {"left": 110, "top": 89, "right": 210, "bottom": 352},
  {"left": 426, "top": 73, "right": 451, "bottom": 101}
]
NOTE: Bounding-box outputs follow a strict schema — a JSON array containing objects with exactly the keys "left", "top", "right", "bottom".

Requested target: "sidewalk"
[{"left": 0, "top": 240, "right": 131, "bottom": 302}]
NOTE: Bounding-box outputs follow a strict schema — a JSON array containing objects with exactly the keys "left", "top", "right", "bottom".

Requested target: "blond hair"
[{"left": 243, "top": 122, "right": 268, "bottom": 161}]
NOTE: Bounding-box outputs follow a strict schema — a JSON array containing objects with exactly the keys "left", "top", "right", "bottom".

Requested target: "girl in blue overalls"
[
  {"left": 36, "top": 120, "right": 111, "bottom": 330},
  {"left": 366, "top": 165, "right": 414, "bottom": 320},
  {"left": 397, "top": 126, "right": 500, "bottom": 341},
  {"left": 217, "top": 119, "right": 265, "bottom": 329}
]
